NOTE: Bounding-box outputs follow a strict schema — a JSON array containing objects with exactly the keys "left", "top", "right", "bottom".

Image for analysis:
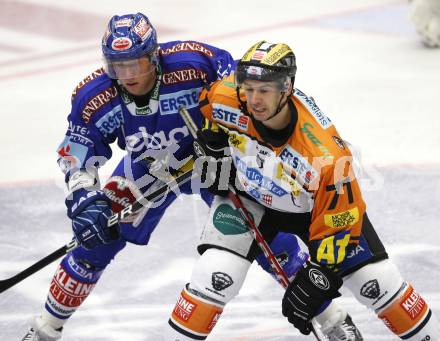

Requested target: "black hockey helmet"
[{"left": 235, "top": 41, "right": 297, "bottom": 91}]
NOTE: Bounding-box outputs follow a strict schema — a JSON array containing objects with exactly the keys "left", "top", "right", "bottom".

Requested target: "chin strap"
[
  {"left": 263, "top": 91, "right": 289, "bottom": 122},
  {"left": 236, "top": 86, "right": 250, "bottom": 116}
]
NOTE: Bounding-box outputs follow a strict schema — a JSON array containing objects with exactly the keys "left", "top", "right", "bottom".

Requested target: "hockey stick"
[
  {"left": 226, "top": 188, "right": 325, "bottom": 341},
  {"left": 178, "top": 106, "right": 325, "bottom": 341},
  {"left": 0, "top": 168, "right": 195, "bottom": 294}
]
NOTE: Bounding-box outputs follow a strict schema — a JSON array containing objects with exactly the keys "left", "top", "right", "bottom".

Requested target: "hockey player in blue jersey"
[
  {"left": 21, "top": 12, "right": 234, "bottom": 341},
  {"left": 21, "top": 12, "right": 363, "bottom": 341}
]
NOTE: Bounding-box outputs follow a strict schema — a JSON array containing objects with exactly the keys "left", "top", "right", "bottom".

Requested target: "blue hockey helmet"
[{"left": 102, "top": 13, "right": 158, "bottom": 78}]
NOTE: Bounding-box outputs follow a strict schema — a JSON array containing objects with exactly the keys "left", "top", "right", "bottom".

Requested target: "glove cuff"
[{"left": 67, "top": 170, "right": 98, "bottom": 193}]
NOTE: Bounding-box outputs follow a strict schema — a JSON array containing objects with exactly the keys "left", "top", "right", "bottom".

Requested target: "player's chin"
[
  {"left": 124, "top": 83, "right": 142, "bottom": 94},
  {"left": 250, "top": 109, "right": 269, "bottom": 121}
]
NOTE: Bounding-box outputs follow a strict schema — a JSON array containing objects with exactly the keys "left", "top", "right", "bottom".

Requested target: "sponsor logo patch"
[
  {"left": 360, "top": 279, "right": 381, "bottom": 299},
  {"left": 235, "top": 157, "right": 287, "bottom": 197},
  {"left": 279, "top": 145, "right": 318, "bottom": 184},
  {"left": 300, "top": 123, "right": 333, "bottom": 159},
  {"left": 295, "top": 88, "right": 332, "bottom": 129},
  {"left": 49, "top": 265, "right": 96, "bottom": 309},
  {"left": 380, "top": 316, "right": 398, "bottom": 333},
  {"left": 212, "top": 104, "right": 249, "bottom": 130},
  {"left": 111, "top": 37, "right": 132, "bottom": 51},
  {"left": 211, "top": 272, "right": 234, "bottom": 291},
  {"left": 162, "top": 68, "right": 207, "bottom": 85},
  {"left": 401, "top": 287, "right": 426, "bottom": 320},
  {"left": 66, "top": 255, "right": 101, "bottom": 281},
  {"left": 262, "top": 194, "right": 272, "bottom": 206},
  {"left": 251, "top": 51, "right": 266, "bottom": 60},
  {"left": 125, "top": 126, "right": 189, "bottom": 152},
  {"left": 81, "top": 86, "right": 118, "bottom": 123},
  {"left": 57, "top": 137, "right": 89, "bottom": 169},
  {"left": 160, "top": 42, "right": 214, "bottom": 57},
  {"left": 174, "top": 295, "right": 197, "bottom": 322},
  {"left": 228, "top": 132, "right": 248, "bottom": 153},
  {"left": 208, "top": 312, "right": 221, "bottom": 331},
  {"left": 133, "top": 17, "right": 152, "bottom": 41},
  {"left": 308, "top": 268, "right": 330, "bottom": 290},
  {"left": 324, "top": 207, "right": 359, "bottom": 228},
  {"left": 212, "top": 103, "right": 249, "bottom": 130},
  {"left": 159, "top": 88, "right": 201, "bottom": 115},
  {"left": 95, "top": 105, "right": 124, "bottom": 137},
  {"left": 213, "top": 204, "right": 249, "bottom": 235},
  {"left": 115, "top": 18, "right": 132, "bottom": 28},
  {"left": 71, "top": 68, "right": 105, "bottom": 101}
]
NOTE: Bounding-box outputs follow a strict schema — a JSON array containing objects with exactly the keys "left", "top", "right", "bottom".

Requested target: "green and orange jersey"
[{"left": 199, "top": 73, "right": 367, "bottom": 267}]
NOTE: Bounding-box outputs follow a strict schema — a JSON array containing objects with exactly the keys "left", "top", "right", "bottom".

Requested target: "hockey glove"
[
  {"left": 282, "top": 261, "right": 343, "bottom": 335},
  {"left": 193, "top": 129, "right": 234, "bottom": 196},
  {"left": 66, "top": 188, "right": 119, "bottom": 250}
]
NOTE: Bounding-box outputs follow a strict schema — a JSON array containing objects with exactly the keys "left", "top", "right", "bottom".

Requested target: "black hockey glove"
[
  {"left": 193, "top": 128, "right": 230, "bottom": 159},
  {"left": 193, "top": 129, "right": 234, "bottom": 196},
  {"left": 282, "top": 261, "right": 343, "bottom": 335}
]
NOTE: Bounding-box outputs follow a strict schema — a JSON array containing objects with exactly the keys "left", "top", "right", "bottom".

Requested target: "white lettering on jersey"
[
  {"left": 95, "top": 105, "right": 124, "bottom": 137},
  {"left": 212, "top": 104, "right": 249, "bottom": 130},
  {"left": 125, "top": 126, "right": 189, "bottom": 152},
  {"left": 159, "top": 88, "right": 201, "bottom": 115},
  {"left": 279, "top": 145, "right": 318, "bottom": 184}
]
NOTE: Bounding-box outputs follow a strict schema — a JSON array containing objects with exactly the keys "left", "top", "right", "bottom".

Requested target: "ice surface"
[{"left": 0, "top": 0, "right": 439, "bottom": 340}]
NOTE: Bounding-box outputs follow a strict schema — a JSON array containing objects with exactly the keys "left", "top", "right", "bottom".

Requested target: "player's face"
[
  {"left": 113, "top": 57, "right": 156, "bottom": 96},
  {"left": 242, "top": 80, "right": 284, "bottom": 121}
]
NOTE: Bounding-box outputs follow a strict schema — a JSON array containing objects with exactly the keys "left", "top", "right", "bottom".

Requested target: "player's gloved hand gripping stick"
[{"left": 0, "top": 168, "right": 196, "bottom": 294}]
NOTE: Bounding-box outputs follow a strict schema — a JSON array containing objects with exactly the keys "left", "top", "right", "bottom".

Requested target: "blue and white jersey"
[{"left": 57, "top": 40, "right": 235, "bottom": 178}]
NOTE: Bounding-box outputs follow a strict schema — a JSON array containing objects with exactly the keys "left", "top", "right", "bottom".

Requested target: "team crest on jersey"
[{"left": 212, "top": 104, "right": 249, "bottom": 130}]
